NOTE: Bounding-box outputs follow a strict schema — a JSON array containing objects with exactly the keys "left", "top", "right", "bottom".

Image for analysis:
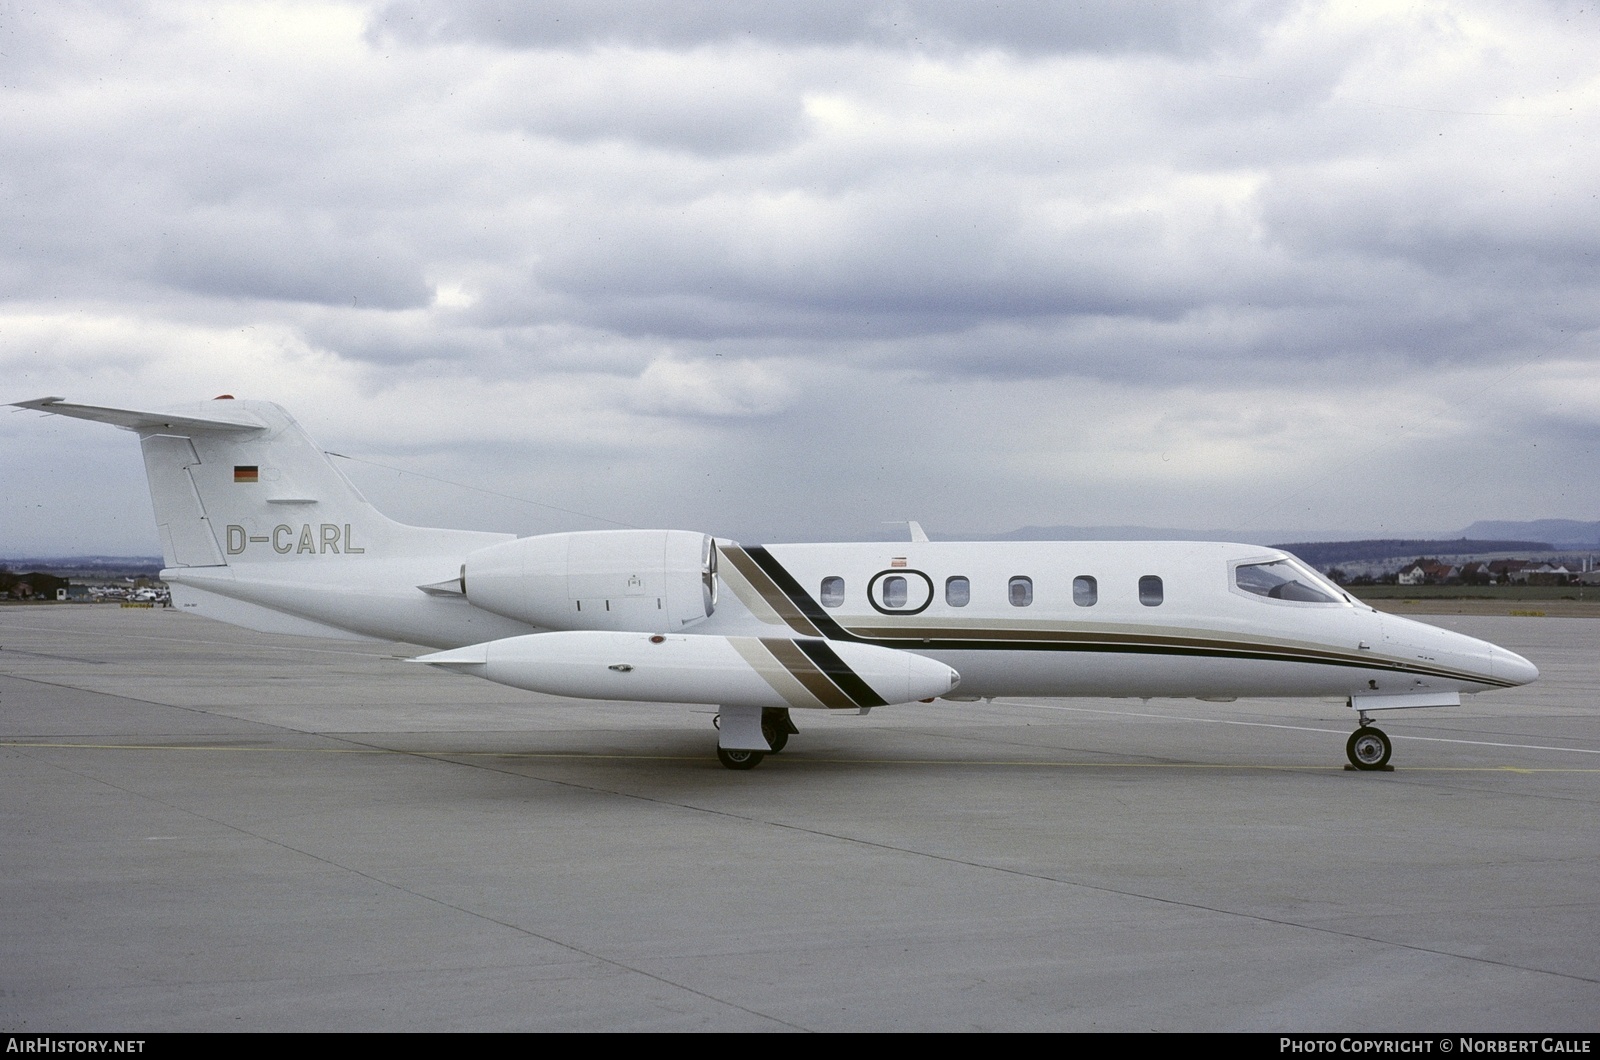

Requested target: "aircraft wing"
[{"left": 10, "top": 396, "right": 267, "bottom": 433}]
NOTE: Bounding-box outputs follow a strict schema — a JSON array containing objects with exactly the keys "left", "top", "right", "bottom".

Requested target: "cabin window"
[
  {"left": 1009, "top": 576, "right": 1033, "bottom": 607},
  {"left": 1073, "top": 575, "right": 1097, "bottom": 607},
  {"left": 1139, "top": 575, "right": 1164, "bottom": 606},
  {"left": 820, "top": 576, "right": 845, "bottom": 607},
  {"left": 882, "top": 575, "right": 908, "bottom": 609},
  {"left": 1234, "top": 559, "right": 1340, "bottom": 604},
  {"left": 945, "top": 576, "right": 970, "bottom": 607}
]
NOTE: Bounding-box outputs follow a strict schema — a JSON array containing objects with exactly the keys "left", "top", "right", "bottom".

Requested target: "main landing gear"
[
  {"left": 713, "top": 708, "right": 798, "bottom": 770},
  {"left": 716, "top": 746, "right": 764, "bottom": 770},
  {"left": 762, "top": 707, "right": 796, "bottom": 755},
  {"left": 1345, "top": 714, "right": 1393, "bottom": 772}
]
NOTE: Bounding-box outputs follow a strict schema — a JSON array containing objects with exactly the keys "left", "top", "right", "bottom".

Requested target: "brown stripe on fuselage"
[
  {"left": 760, "top": 637, "right": 858, "bottom": 709},
  {"left": 848, "top": 621, "right": 1360, "bottom": 660},
  {"left": 733, "top": 549, "right": 1511, "bottom": 690},
  {"left": 728, "top": 636, "right": 821, "bottom": 711},
  {"left": 719, "top": 547, "right": 823, "bottom": 637},
  {"left": 839, "top": 619, "right": 1509, "bottom": 687}
]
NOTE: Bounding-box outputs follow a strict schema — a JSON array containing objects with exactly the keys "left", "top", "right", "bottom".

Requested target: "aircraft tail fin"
[{"left": 13, "top": 395, "right": 501, "bottom": 568}]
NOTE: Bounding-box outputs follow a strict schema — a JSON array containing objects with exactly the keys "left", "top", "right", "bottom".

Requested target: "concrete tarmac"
[{"left": 2, "top": 605, "right": 1596, "bottom": 1032}]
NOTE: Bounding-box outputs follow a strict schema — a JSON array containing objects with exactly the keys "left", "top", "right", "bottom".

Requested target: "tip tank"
[{"left": 416, "top": 630, "right": 959, "bottom": 710}]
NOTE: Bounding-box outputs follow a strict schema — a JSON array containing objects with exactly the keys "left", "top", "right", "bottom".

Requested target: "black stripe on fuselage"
[
  {"left": 739, "top": 547, "right": 1512, "bottom": 689},
  {"left": 757, "top": 637, "right": 856, "bottom": 710},
  {"left": 793, "top": 638, "right": 890, "bottom": 709},
  {"left": 851, "top": 634, "right": 1511, "bottom": 687},
  {"left": 741, "top": 546, "right": 853, "bottom": 639}
]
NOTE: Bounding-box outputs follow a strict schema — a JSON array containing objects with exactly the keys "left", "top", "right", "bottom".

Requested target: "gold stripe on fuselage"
[
  {"left": 759, "top": 638, "right": 858, "bottom": 709},
  {"left": 718, "top": 546, "right": 821, "bottom": 636},
  {"left": 727, "top": 636, "right": 862, "bottom": 710},
  {"left": 721, "top": 548, "right": 1511, "bottom": 690}
]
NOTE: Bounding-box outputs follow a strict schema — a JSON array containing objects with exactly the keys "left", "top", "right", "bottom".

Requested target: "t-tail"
[
  {"left": 11, "top": 395, "right": 526, "bottom": 645},
  {"left": 13, "top": 395, "right": 503, "bottom": 567}
]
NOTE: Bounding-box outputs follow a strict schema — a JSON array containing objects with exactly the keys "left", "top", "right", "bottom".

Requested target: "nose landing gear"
[
  {"left": 1345, "top": 704, "right": 1394, "bottom": 771},
  {"left": 1346, "top": 725, "right": 1393, "bottom": 770}
]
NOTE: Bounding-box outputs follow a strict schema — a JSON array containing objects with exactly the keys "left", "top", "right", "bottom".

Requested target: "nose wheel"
[{"left": 1346, "top": 725, "right": 1392, "bottom": 771}]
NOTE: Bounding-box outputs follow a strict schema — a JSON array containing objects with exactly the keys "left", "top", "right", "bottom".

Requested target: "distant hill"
[
  {"left": 987, "top": 525, "right": 1325, "bottom": 545},
  {"left": 0, "top": 556, "right": 165, "bottom": 580},
  {"left": 1459, "top": 520, "right": 1600, "bottom": 547},
  {"left": 969, "top": 521, "right": 1599, "bottom": 551},
  {"left": 1271, "top": 539, "right": 1553, "bottom": 567}
]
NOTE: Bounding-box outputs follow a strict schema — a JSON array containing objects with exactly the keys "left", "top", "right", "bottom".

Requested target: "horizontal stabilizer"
[{"left": 11, "top": 396, "right": 266, "bottom": 433}]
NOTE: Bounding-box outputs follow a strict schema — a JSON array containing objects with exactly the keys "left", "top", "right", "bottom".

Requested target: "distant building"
[
  {"left": 1397, "top": 560, "right": 1458, "bottom": 586},
  {"left": 1523, "top": 563, "right": 1574, "bottom": 586},
  {"left": 1489, "top": 560, "right": 1533, "bottom": 584},
  {"left": 0, "top": 570, "right": 68, "bottom": 600}
]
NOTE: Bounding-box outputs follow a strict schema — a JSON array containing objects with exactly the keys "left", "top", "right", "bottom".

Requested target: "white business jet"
[{"left": 13, "top": 396, "right": 1538, "bottom": 770}]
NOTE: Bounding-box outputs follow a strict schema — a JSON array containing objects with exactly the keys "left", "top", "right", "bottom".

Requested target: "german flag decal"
[{"left": 234, "top": 465, "right": 259, "bottom": 483}]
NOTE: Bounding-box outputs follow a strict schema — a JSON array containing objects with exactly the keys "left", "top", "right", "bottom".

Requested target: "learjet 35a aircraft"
[{"left": 14, "top": 395, "right": 1538, "bottom": 770}]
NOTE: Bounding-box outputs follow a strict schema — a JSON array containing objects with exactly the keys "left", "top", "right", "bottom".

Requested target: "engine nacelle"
[{"left": 463, "top": 529, "right": 719, "bottom": 633}]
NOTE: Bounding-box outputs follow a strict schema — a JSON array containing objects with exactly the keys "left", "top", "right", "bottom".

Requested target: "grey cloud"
[
  {"left": 150, "top": 211, "right": 432, "bottom": 309},
  {"left": 1260, "top": 173, "right": 1600, "bottom": 285},
  {"left": 494, "top": 63, "right": 806, "bottom": 155},
  {"left": 0, "top": 0, "right": 153, "bottom": 89},
  {"left": 5, "top": 1, "right": 1599, "bottom": 557},
  {"left": 508, "top": 191, "right": 1210, "bottom": 338},
  {"left": 372, "top": 0, "right": 1290, "bottom": 56}
]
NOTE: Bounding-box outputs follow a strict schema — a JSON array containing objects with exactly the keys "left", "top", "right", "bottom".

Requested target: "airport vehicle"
[{"left": 13, "top": 395, "right": 1538, "bottom": 769}]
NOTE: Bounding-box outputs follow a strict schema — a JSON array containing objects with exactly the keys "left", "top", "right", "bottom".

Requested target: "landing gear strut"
[
  {"left": 713, "top": 706, "right": 798, "bottom": 769},
  {"left": 762, "top": 707, "right": 796, "bottom": 754},
  {"left": 1346, "top": 725, "right": 1392, "bottom": 771}
]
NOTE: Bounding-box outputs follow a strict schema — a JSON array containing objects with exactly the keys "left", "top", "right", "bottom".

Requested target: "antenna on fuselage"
[{"left": 882, "top": 520, "right": 930, "bottom": 543}]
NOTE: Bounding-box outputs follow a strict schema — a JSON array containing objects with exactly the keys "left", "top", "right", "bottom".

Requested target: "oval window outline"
[{"left": 866, "top": 569, "right": 935, "bottom": 615}]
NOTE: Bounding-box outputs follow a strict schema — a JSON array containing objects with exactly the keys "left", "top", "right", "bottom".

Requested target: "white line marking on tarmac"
[
  {"left": 1005, "top": 699, "right": 1600, "bottom": 755},
  {"left": 1, "top": 622, "right": 397, "bottom": 659}
]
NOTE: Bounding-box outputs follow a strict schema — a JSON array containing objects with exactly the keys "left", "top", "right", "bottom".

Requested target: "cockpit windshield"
[{"left": 1234, "top": 558, "right": 1344, "bottom": 604}]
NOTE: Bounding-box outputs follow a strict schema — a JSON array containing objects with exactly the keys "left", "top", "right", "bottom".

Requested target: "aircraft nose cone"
[{"left": 1492, "top": 646, "right": 1539, "bottom": 686}]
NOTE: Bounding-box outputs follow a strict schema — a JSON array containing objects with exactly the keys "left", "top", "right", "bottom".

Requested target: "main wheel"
[
  {"left": 717, "top": 746, "right": 765, "bottom": 770},
  {"left": 1346, "top": 726, "right": 1392, "bottom": 770},
  {"left": 762, "top": 719, "right": 789, "bottom": 754}
]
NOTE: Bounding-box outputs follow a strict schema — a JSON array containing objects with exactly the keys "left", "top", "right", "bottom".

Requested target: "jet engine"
[{"left": 462, "top": 529, "right": 719, "bottom": 633}]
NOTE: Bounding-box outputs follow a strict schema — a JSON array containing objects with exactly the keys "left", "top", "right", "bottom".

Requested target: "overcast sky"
[{"left": 3, "top": 0, "right": 1597, "bottom": 556}]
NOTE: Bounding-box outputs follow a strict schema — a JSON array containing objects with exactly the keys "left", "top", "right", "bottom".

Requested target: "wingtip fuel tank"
[{"left": 416, "top": 630, "right": 961, "bottom": 711}]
